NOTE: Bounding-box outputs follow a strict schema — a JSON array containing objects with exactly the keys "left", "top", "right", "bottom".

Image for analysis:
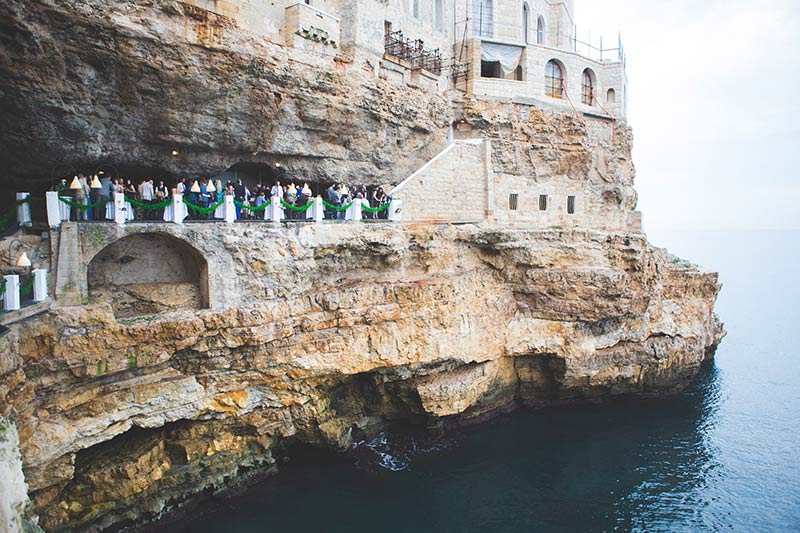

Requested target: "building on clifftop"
[{"left": 181, "top": 0, "right": 627, "bottom": 120}]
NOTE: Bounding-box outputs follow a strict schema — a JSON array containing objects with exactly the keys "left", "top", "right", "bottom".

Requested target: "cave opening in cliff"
[
  {"left": 219, "top": 162, "right": 351, "bottom": 199},
  {"left": 87, "top": 232, "right": 209, "bottom": 318},
  {"left": 220, "top": 162, "right": 280, "bottom": 189}
]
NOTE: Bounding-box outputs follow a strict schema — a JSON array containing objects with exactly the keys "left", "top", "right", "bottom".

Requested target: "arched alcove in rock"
[{"left": 87, "top": 233, "right": 209, "bottom": 318}]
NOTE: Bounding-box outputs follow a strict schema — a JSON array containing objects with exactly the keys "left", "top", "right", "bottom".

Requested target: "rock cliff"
[
  {"left": 0, "top": 224, "right": 723, "bottom": 531},
  {"left": 0, "top": 0, "right": 451, "bottom": 189},
  {"left": 0, "top": 1, "right": 723, "bottom": 531}
]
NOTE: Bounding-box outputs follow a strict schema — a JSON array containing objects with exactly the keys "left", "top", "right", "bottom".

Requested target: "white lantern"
[{"left": 16, "top": 252, "right": 31, "bottom": 267}]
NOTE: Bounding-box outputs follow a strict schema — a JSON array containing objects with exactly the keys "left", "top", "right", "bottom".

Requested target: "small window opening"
[
  {"left": 434, "top": 0, "right": 444, "bottom": 31},
  {"left": 509, "top": 193, "right": 519, "bottom": 210},
  {"left": 539, "top": 194, "right": 548, "bottom": 211},
  {"left": 567, "top": 195, "right": 576, "bottom": 214},
  {"left": 481, "top": 60, "right": 502, "bottom": 78},
  {"left": 385, "top": 21, "right": 392, "bottom": 37},
  {"left": 607, "top": 88, "right": 616, "bottom": 103},
  {"left": 473, "top": 0, "right": 494, "bottom": 38},
  {"left": 515, "top": 65, "right": 523, "bottom": 81}
]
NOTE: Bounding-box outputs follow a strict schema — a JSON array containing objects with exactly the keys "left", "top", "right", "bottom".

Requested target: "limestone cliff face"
[
  {"left": 0, "top": 225, "right": 723, "bottom": 531},
  {"left": 0, "top": 0, "right": 636, "bottom": 224},
  {"left": 0, "top": 2, "right": 720, "bottom": 531},
  {"left": 0, "top": 419, "right": 42, "bottom": 533},
  {"left": 0, "top": 0, "right": 451, "bottom": 188}
]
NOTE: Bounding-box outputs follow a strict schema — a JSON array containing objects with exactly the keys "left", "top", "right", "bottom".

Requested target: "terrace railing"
[{"left": 42, "top": 192, "right": 402, "bottom": 227}]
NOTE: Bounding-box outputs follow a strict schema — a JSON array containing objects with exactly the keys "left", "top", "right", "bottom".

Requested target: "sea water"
[{"left": 170, "top": 230, "right": 800, "bottom": 532}]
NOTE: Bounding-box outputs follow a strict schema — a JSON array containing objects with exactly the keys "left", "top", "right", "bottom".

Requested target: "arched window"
[
  {"left": 582, "top": 69, "right": 595, "bottom": 106},
  {"left": 537, "top": 15, "right": 545, "bottom": 44},
  {"left": 545, "top": 59, "right": 563, "bottom": 99},
  {"left": 607, "top": 88, "right": 616, "bottom": 103},
  {"left": 522, "top": 3, "right": 530, "bottom": 43}
]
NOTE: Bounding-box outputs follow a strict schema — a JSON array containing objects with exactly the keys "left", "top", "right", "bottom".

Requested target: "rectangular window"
[
  {"left": 413, "top": 0, "right": 420, "bottom": 18},
  {"left": 539, "top": 194, "right": 548, "bottom": 211},
  {"left": 567, "top": 195, "right": 575, "bottom": 214},
  {"left": 434, "top": 0, "right": 444, "bottom": 31},
  {"left": 481, "top": 60, "right": 501, "bottom": 78},
  {"left": 509, "top": 193, "right": 519, "bottom": 211},
  {"left": 472, "top": 0, "right": 493, "bottom": 37}
]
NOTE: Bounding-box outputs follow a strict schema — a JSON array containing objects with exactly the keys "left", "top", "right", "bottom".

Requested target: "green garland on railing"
[
  {"left": 322, "top": 199, "right": 354, "bottom": 212},
  {"left": 57, "top": 197, "right": 111, "bottom": 211},
  {"left": 234, "top": 199, "right": 271, "bottom": 212},
  {"left": 125, "top": 196, "right": 172, "bottom": 210},
  {"left": 0, "top": 213, "right": 13, "bottom": 232},
  {"left": 0, "top": 196, "right": 34, "bottom": 232},
  {"left": 361, "top": 202, "right": 390, "bottom": 213},
  {"left": 182, "top": 198, "right": 224, "bottom": 215},
  {"left": 0, "top": 280, "right": 5, "bottom": 297},
  {"left": 280, "top": 199, "right": 313, "bottom": 212}
]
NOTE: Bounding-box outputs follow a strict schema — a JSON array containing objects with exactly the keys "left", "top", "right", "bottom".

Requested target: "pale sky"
[{"left": 577, "top": 0, "right": 800, "bottom": 231}]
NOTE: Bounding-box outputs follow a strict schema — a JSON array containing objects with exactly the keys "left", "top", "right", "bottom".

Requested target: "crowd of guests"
[
  {"left": 56, "top": 174, "right": 391, "bottom": 221},
  {"left": 325, "top": 183, "right": 390, "bottom": 219}
]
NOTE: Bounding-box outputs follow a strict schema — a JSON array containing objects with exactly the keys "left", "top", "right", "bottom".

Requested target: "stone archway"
[{"left": 87, "top": 232, "right": 209, "bottom": 318}]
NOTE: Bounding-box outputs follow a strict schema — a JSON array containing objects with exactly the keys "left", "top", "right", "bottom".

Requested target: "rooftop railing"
[
  {"left": 452, "top": 19, "right": 626, "bottom": 66},
  {"left": 384, "top": 30, "right": 443, "bottom": 75}
]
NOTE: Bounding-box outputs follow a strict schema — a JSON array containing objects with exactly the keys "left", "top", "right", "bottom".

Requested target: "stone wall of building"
[
  {"left": 285, "top": 2, "right": 342, "bottom": 57},
  {"left": 390, "top": 140, "right": 488, "bottom": 222},
  {"left": 466, "top": 38, "right": 626, "bottom": 119}
]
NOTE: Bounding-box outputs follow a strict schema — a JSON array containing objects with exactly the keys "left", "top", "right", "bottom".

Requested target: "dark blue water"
[{"left": 172, "top": 230, "right": 800, "bottom": 532}]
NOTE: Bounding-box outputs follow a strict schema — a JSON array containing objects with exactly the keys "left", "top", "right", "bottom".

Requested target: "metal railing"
[
  {"left": 384, "top": 30, "right": 443, "bottom": 75},
  {"left": 452, "top": 18, "right": 626, "bottom": 65}
]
